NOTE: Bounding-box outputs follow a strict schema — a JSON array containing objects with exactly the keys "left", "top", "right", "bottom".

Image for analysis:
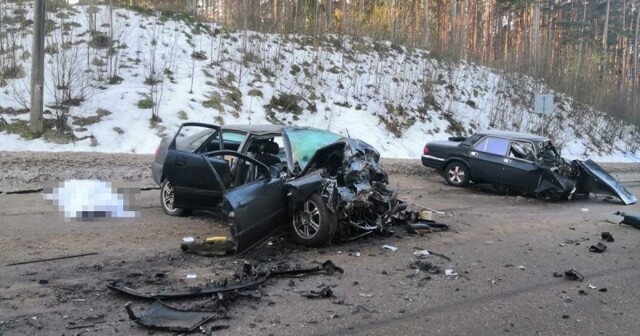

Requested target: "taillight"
[
  {"left": 155, "top": 145, "right": 161, "bottom": 158},
  {"left": 423, "top": 146, "right": 429, "bottom": 155}
]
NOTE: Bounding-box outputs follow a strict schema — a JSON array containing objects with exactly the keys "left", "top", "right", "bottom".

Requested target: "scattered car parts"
[
  {"left": 107, "top": 260, "right": 343, "bottom": 300},
  {"left": 616, "top": 211, "right": 640, "bottom": 229},
  {"left": 125, "top": 301, "right": 217, "bottom": 333},
  {"left": 589, "top": 242, "right": 607, "bottom": 253},
  {"left": 563, "top": 269, "right": 584, "bottom": 282}
]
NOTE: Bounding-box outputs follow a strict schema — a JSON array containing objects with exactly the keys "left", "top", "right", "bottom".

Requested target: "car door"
[
  {"left": 467, "top": 136, "right": 511, "bottom": 183},
  {"left": 209, "top": 150, "right": 287, "bottom": 253},
  {"left": 500, "top": 140, "right": 541, "bottom": 192},
  {"left": 163, "top": 123, "right": 226, "bottom": 209}
]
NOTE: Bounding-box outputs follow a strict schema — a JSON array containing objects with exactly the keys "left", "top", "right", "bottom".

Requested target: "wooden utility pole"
[{"left": 29, "top": 0, "right": 45, "bottom": 134}]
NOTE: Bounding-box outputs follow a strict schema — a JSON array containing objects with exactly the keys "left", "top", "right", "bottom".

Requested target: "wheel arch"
[{"left": 443, "top": 157, "right": 473, "bottom": 177}]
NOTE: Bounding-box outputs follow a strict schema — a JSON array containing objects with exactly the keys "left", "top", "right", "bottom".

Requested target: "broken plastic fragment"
[
  {"left": 125, "top": 301, "right": 216, "bottom": 332},
  {"left": 413, "top": 250, "right": 430, "bottom": 258},
  {"left": 601, "top": 232, "right": 614, "bottom": 242},
  {"left": 444, "top": 269, "right": 458, "bottom": 277},
  {"left": 518, "top": 265, "right": 526, "bottom": 270},
  {"left": 564, "top": 269, "right": 584, "bottom": 282},
  {"left": 382, "top": 245, "right": 398, "bottom": 252},
  {"left": 588, "top": 284, "right": 597, "bottom": 290},
  {"left": 589, "top": 242, "right": 607, "bottom": 253}
]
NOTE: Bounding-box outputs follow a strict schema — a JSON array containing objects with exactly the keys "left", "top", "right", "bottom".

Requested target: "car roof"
[
  {"left": 475, "top": 130, "right": 547, "bottom": 143},
  {"left": 222, "top": 124, "right": 285, "bottom": 135}
]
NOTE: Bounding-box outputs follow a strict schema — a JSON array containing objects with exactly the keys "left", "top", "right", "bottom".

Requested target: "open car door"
[
  {"left": 208, "top": 151, "right": 288, "bottom": 253},
  {"left": 163, "top": 123, "right": 225, "bottom": 209}
]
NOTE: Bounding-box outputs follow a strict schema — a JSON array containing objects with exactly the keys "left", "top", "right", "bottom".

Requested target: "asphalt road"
[{"left": 1, "top": 167, "right": 640, "bottom": 335}]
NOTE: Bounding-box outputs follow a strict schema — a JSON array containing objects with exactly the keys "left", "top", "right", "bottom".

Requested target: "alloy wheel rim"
[
  {"left": 162, "top": 182, "right": 175, "bottom": 211},
  {"left": 293, "top": 200, "right": 321, "bottom": 239},
  {"left": 448, "top": 165, "right": 465, "bottom": 184}
]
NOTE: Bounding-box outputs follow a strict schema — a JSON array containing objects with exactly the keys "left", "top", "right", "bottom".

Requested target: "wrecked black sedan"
[
  {"left": 152, "top": 123, "right": 399, "bottom": 253},
  {"left": 421, "top": 130, "right": 636, "bottom": 204}
]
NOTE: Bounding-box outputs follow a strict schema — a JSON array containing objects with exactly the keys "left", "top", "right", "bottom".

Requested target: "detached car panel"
[{"left": 422, "top": 130, "right": 636, "bottom": 204}]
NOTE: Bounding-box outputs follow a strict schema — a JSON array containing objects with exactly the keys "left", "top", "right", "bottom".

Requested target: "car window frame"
[
  {"left": 473, "top": 136, "right": 510, "bottom": 156},
  {"left": 508, "top": 139, "right": 537, "bottom": 162}
]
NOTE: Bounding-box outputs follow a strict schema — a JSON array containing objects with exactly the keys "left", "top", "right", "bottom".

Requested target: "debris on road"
[
  {"left": 563, "top": 269, "right": 584, "bottom": 282},
  {"left": 588, "top": 284, "right": 598, "bottom": 290},
  {"left": 517, "top": 265, "right": 526, "bottom": 270},
  {"left": 589, "top": 242, "right": 607, "bottom": 253},
  {"left": 406, "top": 221, "right": 450, "bottom": 234},
  {"left": 6, "top": 252, "right": 98, "bottom": 266},
  {"left": 409, "top": 260, "right": 442, "bottom": 274},
  {"left": 300, "top": 286, "right": 334, "bottom": 299},
  {"left": 601, "top": 232, "right": 615, "bottom": 242},
  {"left": 108, "top": 260, "right": 344, "bottom": 300},
  {"left": 616, "top": 211, "right": 640, "bottom": 229},
  {"left": 181, "top": 236, "right": 234, "bottom": 256},
  {"left": 125, "top": 301, "right": 217, "bottom": 332},
  {"left": 382, "top": 245, "right": 398, "bottom": 252},
  {"left": 413, "top": 250, "right": 430, "bottom": 258},
  {"left": 444, "top": 269, "right": 458, "bottom": 278}
]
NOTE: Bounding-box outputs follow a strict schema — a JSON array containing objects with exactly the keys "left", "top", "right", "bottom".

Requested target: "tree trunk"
[
  {"left": 423, "top": 0, "right": 430, "bottom": 48},
  {"left": 633, "top": 3, "right": 639, "bottom": 114}
]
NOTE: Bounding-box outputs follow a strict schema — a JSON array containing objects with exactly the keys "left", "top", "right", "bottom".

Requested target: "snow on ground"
[{"left": 0, "top": 4, "right": 638, "bottom": 162}]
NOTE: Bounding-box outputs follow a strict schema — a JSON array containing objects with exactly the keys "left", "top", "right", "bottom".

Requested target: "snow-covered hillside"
[{"left": 0, "top": 4, "right": 639, "bottom": 161}]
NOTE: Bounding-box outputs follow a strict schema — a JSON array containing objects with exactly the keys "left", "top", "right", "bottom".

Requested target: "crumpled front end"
[
  {"left": 290, "top": 138, "right": 400, "bottom": 239},
  {"left": 535, "top": 153, "right": 636, "bottom": 204}
]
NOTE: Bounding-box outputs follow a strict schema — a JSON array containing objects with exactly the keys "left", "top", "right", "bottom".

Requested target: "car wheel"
[
  {"left": 291, "top": 193, "right": 337, "bottom": 247},
  {"left": 160, "top": 180, "right": 192, "bottom": 216},
  {"left": 444, "top": 161, "right": 470, "bottom": 187}
]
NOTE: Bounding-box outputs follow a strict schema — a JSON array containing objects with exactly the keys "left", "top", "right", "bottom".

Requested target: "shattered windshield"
[{"left": 284, "top": 128, "right": 343, "bottom": 171}]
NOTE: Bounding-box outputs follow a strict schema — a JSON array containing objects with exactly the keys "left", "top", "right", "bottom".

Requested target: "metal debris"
[
  {"left": 125, "top": 301, "right": 217, "bottom": 332},
  {"left": 564, "top": 269, "right": 584, "bottom": 282},
  {"left": 107, "top": 260, "right": 343, "bottom": 300},
  {"left": 589, "top": 242, "right": 607, "bottom": 253},
  {"left": 6, "top": 252, "right": 98, "bottom": 266},
  {"left": 300, "top": 286, "right": 334, "bottom": 299},
  {"left": 617, "top": 211, "right": 640, "bottom": 229},
  {"left": 601, "top": 232, "right": 614, "bottom": 242}
]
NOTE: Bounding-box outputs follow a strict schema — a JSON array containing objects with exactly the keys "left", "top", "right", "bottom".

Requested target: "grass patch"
[
  {"left": 178, "top": 110, "right": 188, "bottom": 120},
  {"left": 203, "top": 92, "right": 223, "bottom": 111},
  {"left": 248, "top": 89, "right": 263, "bottom": 98},
  {"left": 0, "top": 119, "right": 39, "bottom": 140},
  {"left": 266, "top": 93, "right": 303, "bottom": 115},
  {"left": 113, "top": 127, "right": 124, "bottom": 134},
  {"left": 71, "top": 108, "right": 111, "bottom": 127},
  {"left": 137, "top": 98, "right": 153, "bottom": 109}
]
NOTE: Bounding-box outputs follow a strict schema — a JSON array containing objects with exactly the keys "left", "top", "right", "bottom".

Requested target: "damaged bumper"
[{"left": 537, "top": 159, "right": 636, "bottom": 205}]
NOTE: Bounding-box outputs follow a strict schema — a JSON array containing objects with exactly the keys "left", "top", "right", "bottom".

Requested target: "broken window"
[
  {"left": 509, "top": 140, "right": 536, "bottom": 161},
  {"left": 474, "top": 137, "right": 510, "bottom": 156},
  {"left": 284, "top": 128, "right": 343, "bottom": 172}
]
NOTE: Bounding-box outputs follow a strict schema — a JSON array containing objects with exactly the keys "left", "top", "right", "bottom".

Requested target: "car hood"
[{"left": 574, "top": 159, "right": 637, "bottom": 205}]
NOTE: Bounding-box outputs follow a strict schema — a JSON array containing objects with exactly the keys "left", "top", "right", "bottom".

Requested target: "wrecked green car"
[{"left": 152, "top": 123, "right": 401, "bottom": 253}]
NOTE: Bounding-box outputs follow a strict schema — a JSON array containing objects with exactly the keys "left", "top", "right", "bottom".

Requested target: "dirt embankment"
[{"left": 0, "top": 151, "right": 637, "bottom": 192}]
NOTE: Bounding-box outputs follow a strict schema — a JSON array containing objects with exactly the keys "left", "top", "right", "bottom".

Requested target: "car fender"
[{"left": 285, "top": 171, "right": 325, "bottom": 205}]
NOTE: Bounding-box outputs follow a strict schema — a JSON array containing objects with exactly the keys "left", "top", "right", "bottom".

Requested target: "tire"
[
  {"left": 291, "top": 193, "right": 337, "bottom": 247},
  {"left": 444, "top": 161, "right": 470, "bottom": 187},
  {"left": 160, "top": 180, "right": 192, "bottom": 216}
]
